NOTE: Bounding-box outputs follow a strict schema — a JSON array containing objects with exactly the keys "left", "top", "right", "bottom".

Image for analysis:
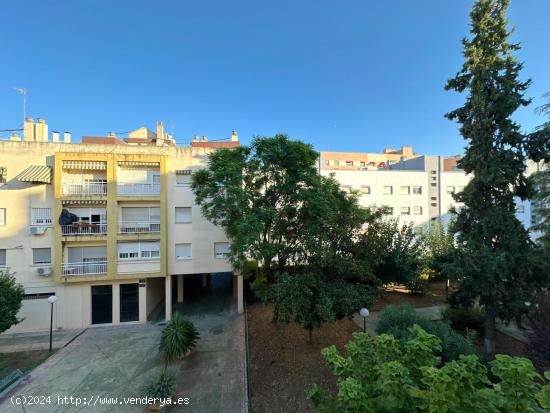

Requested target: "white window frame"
[
  {"left": 413, "top": 206, "right": 423, "bottom": 215},
  {"left": 400, "top": 206, "right": 411, "bottom": 215},
  {"left": 214, "top": 242, "right": 230, "bottom": 259},
  {"left": 446, "top": 186, "right": 455, "bottom": 194},
  {"left": 31, "top": 208, "right": 52, "bottom": 225},
  {"left": 400, "top": 186, "right": 410, "bottom": 195},
  {"left": 175, "top": 207, "right": 192, "bottom": 223},
  {"left": 383, "top": 186, "right": 393, "bottom": 195},
  {"left": 412, "top": 186, "right": 422, "bottom": 195},
  {"left": 118, "top": 241, "right": 160, "bottom": 261},
  {"left": 32, "top": 248, "right": 52, "bottom": 265},
  {"left": 0, "top": 208, "right": 5, "bottom": 226},
  {"left": 0, "top": 249, "right": 6, "bottom": 266},
  {"left": 175, "top": 243, "right": 192, "bottom": 260},
  {"left": 360, "top": 185, "right": 371, "bottom": 194}
]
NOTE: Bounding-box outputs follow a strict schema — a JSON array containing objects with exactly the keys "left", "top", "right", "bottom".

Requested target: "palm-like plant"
[{"left": 159, "top": 312, "right": 200, "bottom": 362}]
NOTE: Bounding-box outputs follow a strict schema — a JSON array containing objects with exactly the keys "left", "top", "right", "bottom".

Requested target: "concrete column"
[
  {"left": 202, "top": 273, "right": 208, "bottom": 288},
  {"left": 112, "top": 283, "right": 120, "bottom": 325},
  {"left": 233, "top": 274, "right": 238, "bottom": 298},
  {"left": 177, "top": 275, "right": 184, "bottom": 303},
  {"left": 139, "top": 282, "right": 147, "bottom": 323},
  {"left": 237, "top": 275, "right": 244, "bottom": 314},
  {"left": 165, "top": 276, "right": 172, "bottom": 321}
]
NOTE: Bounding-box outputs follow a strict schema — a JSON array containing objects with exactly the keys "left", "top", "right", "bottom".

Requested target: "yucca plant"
[{"left": 159, "top": 312, "right": 200, "bottom": 362}]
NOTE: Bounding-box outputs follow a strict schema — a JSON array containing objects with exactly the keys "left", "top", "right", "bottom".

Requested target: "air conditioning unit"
[
  {"left": 36, "top": 267, "right": 52, "bottom": 277},
  {"left": 30, "top": 226, "right": 47, "bottom": 235}
]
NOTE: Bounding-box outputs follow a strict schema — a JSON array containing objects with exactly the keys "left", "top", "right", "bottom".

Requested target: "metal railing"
[
  {"left": 61, "top": 223, "right": 107, "bottom": 236},
  {"left": 62, "top": 180, "right": 107, "bottom": 195},
  {"left": 118, "top": 221, "right": 160, "bottom": 233},
  {"left": 117, "top": 182, "right": 160, "bottom": 196},
  {"left": 61, "top": 261, "right": 107, "bottom": 276}
]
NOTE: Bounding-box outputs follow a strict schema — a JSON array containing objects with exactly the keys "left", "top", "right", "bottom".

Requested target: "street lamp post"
[
  {"left": 360, "top": 307, "right": 370, "bottom": 333},
  {"left": 47, "top": 295, "right": 58, "bottom": 352}
]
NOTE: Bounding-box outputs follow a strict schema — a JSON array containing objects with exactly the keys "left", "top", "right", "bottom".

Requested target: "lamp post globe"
[
  {"left": 48, "top": 295, "right": 58, "bottom": 352},
  {"left": 359, "top": 307, "right": 369, "bottom": 333}
]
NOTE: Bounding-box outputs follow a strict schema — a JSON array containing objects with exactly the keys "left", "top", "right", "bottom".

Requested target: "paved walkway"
[
  {"left": 1, "top": 305, "right": 247, "bottom": 412},
  {"left": 0, "top": 329, "right": 86, "bottom": 353}
]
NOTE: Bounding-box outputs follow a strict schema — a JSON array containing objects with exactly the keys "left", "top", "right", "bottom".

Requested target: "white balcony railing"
[
  {"left": 118, "top": 221, "right": 160, "bottom": 233},
  {"left": 62, "top": 223, "right": 107, "bottom": 236},
  {"left": 61, "top": 261, "right": 107, "bottom": 276},
  {"left": 117, "top": 182, "right": 160, "bottom": 196},
  {"left": 62, "top": 180, "right": 107, "bottom": 196}
]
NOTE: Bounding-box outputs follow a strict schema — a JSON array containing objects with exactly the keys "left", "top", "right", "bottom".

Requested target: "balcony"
[
  {"left": 61, "top": 261, "right": 107, "bottom": 276},
  {"left": 62, "top": 180, "right": 107, "bottom": 196},
  {"left": 119, "top": 221, "right": 160, "bottom": 234},
  {"left": 117, "top": 182, "right": 160, "bottom": 196},
  {"left": 62, "top": 223, "right": 107, "bottom": 236}
]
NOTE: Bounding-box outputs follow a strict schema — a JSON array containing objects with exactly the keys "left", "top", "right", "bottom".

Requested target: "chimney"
[
  {"left": 63, "top": 132, "right": 71, "bottom": 143},
  {"left": 156, "top": 121, "right": 165, "bottom": 146},
  {"left": 193, "top": 135, "right": 200, "bottom": 142},
  {"left": 231, "top": 130, "right": 239, "bottom": 142},
  {"left": 52, "top": 131, "right": 60, "bottom": 142},
  {"left": 36, "top": 118, "right": 48, "bottom": 142},
  {"left": 23, "top": 117, "right": 35, "bottom": 141},
  {"left": 202, "top": 136, "right": 208, "bottom": 142}
]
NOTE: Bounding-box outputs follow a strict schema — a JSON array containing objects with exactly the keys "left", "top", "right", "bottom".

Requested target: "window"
[
  {"left": 383, "top": 186, "right": 393, "bottom": 195},
  {"left": 175, "top": 170, "right": 192, "bottom": 185},
  {"left": 457, "top": 186, "right": 465, "bottom": 192},
  {"left": 430, "top": 183, "right": 437, "bottom": 187},
  {"left": 175, "top": 243, "right": 192, "bottom": 260},
  {"left": 324, "top": 160, "right": 329, "bottom": 166},
  {"left": 0, "top": 208, "right": 5, "bottom": 226},
  {"left": 385, "top": 207, "right": 394, "bottom": 215},
  {"left": 0, "top": 249, "right": 5, "bottom": 266},
  {"left": 121, "top": 207, "right": 158, "bottom": 223},
  {"left": 431, "top": 176, "right": 437, "bottom": 181},
  {"left": 446, "top": 186, "right": 455, "bottom": 194},
  {"left": 175, "top": 207, "right": 192, "bottom": 223},
  {"left": 431, "top": 170, "right": 437, "bottom": 175},
  {"left": 431, "top": 196, "right": 437, "bottom": 201},
  {"left": 0, "top": 167, "right": 6, "bottom": 184},
  {"left": 341, "top": 185, "right": 352, "bottom": 193},
  {"left": 516, "top": 205, "right": 525, "bottom": 214},
  {"left": 118, "top": 241, "right": 160, "bottom": 261},
  {"left": 334, "top": 161, "right": 339, "bottom": 166},
  {"left": 31, "top": 208, "right": 52, "bottom": 225},
  {"left": 400, "top": 186, "right": 410, "bottom": 195},
  {"left": 413, "top": 206, "right": 423, "bottom": 215},
  {"left": 413, "top": 186, "right": 422, "bottom": 194},
  {"left": 401, "top": 207, "right": 411, "bottom": 215},
  {"left": 33, "top": 248, "right": 51, "bottom": 264},
  {"left": 360, "top": 185, "right": 371, "bottom": 194},
  {"left": 345, "top": 161, "right": 353, "bottom": 166},
  {"left": 431, "top": 202, "right": 437, "bottom": 207},
  {"left": 360, "top": 161, "right": 366, "bottom": 167},
  {"left": 214, "top": 242, "right": 230, "bottom": 259}
]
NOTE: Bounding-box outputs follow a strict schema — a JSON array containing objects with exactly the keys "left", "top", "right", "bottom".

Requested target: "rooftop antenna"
[{"left": 14, "top": 87, "right": 27, "bottom": 124}]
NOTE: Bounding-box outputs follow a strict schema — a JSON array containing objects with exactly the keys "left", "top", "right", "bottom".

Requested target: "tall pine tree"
[{"left": 444, "top": 0, "right": 548, "bottom": 355}]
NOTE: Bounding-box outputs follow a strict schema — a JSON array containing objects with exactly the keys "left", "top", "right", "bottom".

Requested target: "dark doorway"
[
  {"left": 91, "top": 285, "right": 112, "bottom": 324},
  {"left": 120, "top": 283, "right": 139, "bottom": 322}
]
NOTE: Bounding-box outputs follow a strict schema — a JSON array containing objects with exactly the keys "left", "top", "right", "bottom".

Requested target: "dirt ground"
[
  {"left": 247, "top": 303, "right": 360, "bottom": 413},
  {"left": 0, "top": 350, "right": 53, "bottom": 378},
  {"left": 371, "top": 281, "right": 449, "bottom": 311}
]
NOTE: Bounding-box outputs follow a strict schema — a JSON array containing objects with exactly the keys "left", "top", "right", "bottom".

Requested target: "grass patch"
[{"left": 0, "top": 350, "right": 54, "bottom": 379}]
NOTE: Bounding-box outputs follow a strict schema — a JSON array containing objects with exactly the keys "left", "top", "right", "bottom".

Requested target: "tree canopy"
[
  {"left": 0, "top": 269, "right": 24, "bottom": 334},
  {"left": 443, "top": 0, "right": 549, "bottom": 355}
]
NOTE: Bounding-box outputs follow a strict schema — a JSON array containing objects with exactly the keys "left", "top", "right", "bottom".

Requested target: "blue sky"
[{"left": 1, "top": 1, "right": 549, "bottom": 155}]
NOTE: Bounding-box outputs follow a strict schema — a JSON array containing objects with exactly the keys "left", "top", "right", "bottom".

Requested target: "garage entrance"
[{"left": 174, "top": 272, "right": 233, "bottom": 316}]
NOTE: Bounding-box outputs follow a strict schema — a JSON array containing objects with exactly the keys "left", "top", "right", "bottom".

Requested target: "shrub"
[
  {"left": 159, "top": 312, "right": 200, "bottom": 362},
  {"left": 442, "top": 304, "right": 484, "bottom": 332},
  {"left": 142, "top": 369, "right": 176, "bottom": 399},
  {"left": 376, "top": 304, "right": 477, "bottom": 362},
  {"left": 0, "top": 269, "right": 24, "bottom": 334},
  {"left": 308, "top": 326, "right": 550, "bottom": 413},
  {"left": 528, "top": 292, "right": 550, "bottom": 366}
]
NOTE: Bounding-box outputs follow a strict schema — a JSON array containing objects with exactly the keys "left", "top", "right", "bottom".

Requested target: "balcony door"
[{"left": 91, "top": 285, "right": 112, "bottom": 324}]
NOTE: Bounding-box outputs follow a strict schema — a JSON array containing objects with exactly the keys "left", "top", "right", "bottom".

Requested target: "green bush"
[
  {"left": 159, "top": 312, "right": 200, "bottom": 362},
  {"left": 442, "top": 304, "right": 485, "bottom": 332},
  {"left": 142, "top": 369, "right": 176, "bottom": 399},
  {"left": 308, "top": 326, "right": 550, "bottom": 413},
  {"left": 376, "top": 304, "right": 477, "bottom": 362}
]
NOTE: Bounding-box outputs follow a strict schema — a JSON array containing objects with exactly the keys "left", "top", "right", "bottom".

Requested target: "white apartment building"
[
  {"left": 319, "top": 147, "right": 536, "bottom": 231},
  {"left": 0, "top": 118, "right": 242, "bottom": 333}
]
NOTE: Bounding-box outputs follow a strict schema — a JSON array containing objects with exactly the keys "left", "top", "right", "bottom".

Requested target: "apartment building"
[
  {"left": 319, "top": 148, "right": 535, "bottom": 230},
  {"left": 0, "top": 118, "right": 242, "bottom": 333}
]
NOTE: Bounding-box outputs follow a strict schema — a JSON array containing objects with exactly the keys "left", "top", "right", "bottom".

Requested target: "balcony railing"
[
  {"left": 118, "top": 221, "right": 160, "bottom": 233},
  {"left": 62, "top": 223, "right": 107, "bottom": 236},
  {"left": 61, "top": 261, "right": 107, "bottom": 276},
  {"left": 62, "top": 180, "right": 107, "bottom": 196},
  {"left": 117, "top": 182, "right": 160, "bottom": 196}
]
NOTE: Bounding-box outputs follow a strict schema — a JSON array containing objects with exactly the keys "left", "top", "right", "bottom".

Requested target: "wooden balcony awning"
[
  {"left": 62, "top": 160, "right": 107, "bottom": 170},
  {"left": 17, "top": 165, "right": 52, "bottom": 184}
]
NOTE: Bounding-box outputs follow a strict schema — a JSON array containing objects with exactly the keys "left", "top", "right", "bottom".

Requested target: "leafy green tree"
[
  {"left": 192, "top": 134, "right": 320, "bottom": 284},
  {"left": 444, "top": 0, "right": 549, "bottom": 355},
  {"left": 0, "top": 269, "right": 24, "bottom": 333},
  {"left": 308, "top": 325, "right": 550, "bottom": 413},
  {"left": 417, "top": 219, "right": 456, "bottom": 282}
]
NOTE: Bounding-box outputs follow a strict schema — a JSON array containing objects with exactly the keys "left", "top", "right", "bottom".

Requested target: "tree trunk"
[
  {"left": 308, "top": 329, "right": 313, "bottom": 344},
  {"left": 484, "top": 312, "right": 496, "bottom": 357}
]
